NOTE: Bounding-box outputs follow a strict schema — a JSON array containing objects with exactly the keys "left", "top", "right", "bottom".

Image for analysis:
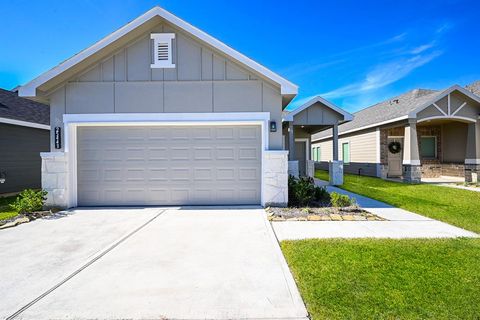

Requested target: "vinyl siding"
[
  {"left": 312, "top": 128, "right": 378, "bottom": 176},
  {"left": 0, "top": 123, "right": 50, "bottom": 193}
]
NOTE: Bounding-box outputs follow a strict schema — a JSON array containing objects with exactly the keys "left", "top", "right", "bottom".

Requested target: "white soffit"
[{"left": 19, "top": 6, "right": 298, "bottom": 98}]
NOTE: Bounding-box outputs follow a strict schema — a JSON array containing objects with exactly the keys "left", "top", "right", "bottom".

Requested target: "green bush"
[
  {"left": 288, "top": 175, "right": 330, "bottom": 207},
  {"left": 10, "top": 189, "right": 48, "bottom": 214},
  {"left": 330, "top": 192, "right": 355, "bottom": 207}
]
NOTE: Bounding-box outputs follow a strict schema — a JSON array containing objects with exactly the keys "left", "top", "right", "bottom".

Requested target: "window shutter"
[{"left": 150, "top": 33, "right": 175, "bottom": 68}]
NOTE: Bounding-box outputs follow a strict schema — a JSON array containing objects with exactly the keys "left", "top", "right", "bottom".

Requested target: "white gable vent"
[{"left": 151, "top": 33, "right": 175, "bottom": 68}]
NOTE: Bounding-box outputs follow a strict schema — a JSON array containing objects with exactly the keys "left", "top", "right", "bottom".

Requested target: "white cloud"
[{"left": 321, "top": 50, "right": 443, "bottom": 99}]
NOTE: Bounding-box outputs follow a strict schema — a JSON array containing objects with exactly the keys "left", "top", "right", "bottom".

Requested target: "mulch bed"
[{"left": 267, "top": 206, "right": 385, "bottom": 221}]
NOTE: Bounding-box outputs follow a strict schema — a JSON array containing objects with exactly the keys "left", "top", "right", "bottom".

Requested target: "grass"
[
  {"left": 0, "top": 196, "right": 18, "bottom": 221},
  {"left": 282, "top": 238, "right": 480, "bottom": 320},
  {"left": 315, "top": 170, "right": 480, "bottom": 233}
]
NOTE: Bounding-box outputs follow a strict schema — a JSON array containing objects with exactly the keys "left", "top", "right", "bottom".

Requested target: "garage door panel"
[{"left": 77, "top": 125, "right": 261, "bottom": 206}]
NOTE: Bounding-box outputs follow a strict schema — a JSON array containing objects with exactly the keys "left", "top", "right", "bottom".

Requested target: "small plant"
[
  {"left": 10, "top": 189, "right": 48, "bottom": 214},
  {"left": 330, "top": 192, "right": 354, "bottom": 207},
  {"left": 314, "top": 185, "right": 331, "bottom": 204},
  {"left": 288, "top": 175, "right": 331, "bottom": 207},
  {"left": 289, "top": 176, "right": 316, "bottom": 207}
]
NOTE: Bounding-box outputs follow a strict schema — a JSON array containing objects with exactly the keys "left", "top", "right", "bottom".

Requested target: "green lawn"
[
  {"left": 282, "top": 238, "right": 480, "bottom": 320},
  {"left": 315, "top": 170, "right": 480, "bottom": 233},
  {"left": 0, "top": 196, "right": 18, "bottom": 221}
]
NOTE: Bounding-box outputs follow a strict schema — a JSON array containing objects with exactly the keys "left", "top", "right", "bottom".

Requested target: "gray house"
[
  {"left": 0, "top": 88, "right": 50, "bottom": 194},
  {"left": 19, "top": 6, "right": 350, "bottom": 208},
  {"left": 312, "top": 82, "right": 480, "bottom": 183}
]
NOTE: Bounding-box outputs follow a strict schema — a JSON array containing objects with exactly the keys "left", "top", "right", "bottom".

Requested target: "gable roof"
[
  {"left": 0, "top": 88, "right": 50, "bottom": 129},
  {"left": 313, "top": 82, "right": 480, "bottom": 141},
  {"left": 283, "top": 96, "right": 354, "bottom": 122},
  {"left": 18, "top": 6, "right": 298, "bottom": 99}
]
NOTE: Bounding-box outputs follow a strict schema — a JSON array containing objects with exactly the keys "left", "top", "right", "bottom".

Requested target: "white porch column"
[
  {"left": 402, "top": 119, "right": 421, "bottom": 183},
  {"left": 465, "top": 120, "right": 480, "bottom": 183}
]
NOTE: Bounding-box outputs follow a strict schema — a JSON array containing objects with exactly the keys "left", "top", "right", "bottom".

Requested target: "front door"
[
  {"left": 387, "top": 137, "right": 403, "bottom": 177},
  {"left": 295, "top": 141, "right": 306, "bottom": 176}
]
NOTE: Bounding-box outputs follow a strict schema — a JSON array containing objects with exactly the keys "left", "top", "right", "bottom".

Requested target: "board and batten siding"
[
  {"left": 312, "top": 128, "right": 379, "bottom": 176},
  {"left": 47, "top": 21, "right": 283, "bottom": 151}
]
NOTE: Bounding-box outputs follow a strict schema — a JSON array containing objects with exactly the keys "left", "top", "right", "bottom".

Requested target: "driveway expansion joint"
[{"left": 6, "top": 209, "right": 165, "bottom": 320}]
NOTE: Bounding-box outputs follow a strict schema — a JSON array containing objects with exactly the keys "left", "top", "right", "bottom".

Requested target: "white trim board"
[
  {"left": 313, "top": 115, "right": 409, "bottom": 142},
  {"left": 283, "top": 96, "right": 354, "bottom": 122},
  {"left": 19, "top": 6, "right": 297, "bottom": 97},
  {"left": 63, "top": 112, "right": 270, "bottom": 208},
  {"left": 0, "top": 117, "right": 50, "bottom": 130}
]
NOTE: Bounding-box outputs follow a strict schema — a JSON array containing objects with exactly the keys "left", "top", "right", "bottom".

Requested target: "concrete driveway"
[{"left": 0, "top": 207, "right": 307, "bottom": 320}]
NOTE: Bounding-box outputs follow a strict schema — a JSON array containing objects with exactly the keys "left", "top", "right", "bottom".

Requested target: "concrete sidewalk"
[{"left": 272, "top": 179, "right": 478, "bottom": 241}]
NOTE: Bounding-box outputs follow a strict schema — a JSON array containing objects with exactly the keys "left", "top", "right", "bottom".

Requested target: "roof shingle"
[
  {"left": 313, "top": 81, "right": 480, "bottom": 140},
  {"left": 0, "top": 88, "right": 49, "bottom": 125}
]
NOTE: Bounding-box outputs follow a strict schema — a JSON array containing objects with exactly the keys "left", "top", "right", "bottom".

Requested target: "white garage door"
[{"left": 76, "top": 125, "right": 262, "bottom": 206}]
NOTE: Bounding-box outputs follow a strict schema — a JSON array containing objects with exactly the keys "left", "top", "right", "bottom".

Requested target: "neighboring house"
[
  {"left": 19, "top": 6, "right": 351, "bottom": 208},
  {"left": 0, "top": 88, "right": 50, "bottom": 194},
  {"left": 312, "top": 82, "right": 480, "bottom": 183}
]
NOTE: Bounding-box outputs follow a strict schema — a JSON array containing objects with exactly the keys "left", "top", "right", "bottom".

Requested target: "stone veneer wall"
[
  {"left": 306, "top": 160, "right": 315, "bottom": 178},
  {"left": 263, "top": 151, "right": 289, "bottom": 207},
  {"left": 287, "top": 161, "right": 299, "bottom": 178},
  {"left": 41, "top": 152, "right": 68, "bottom": 209},
  {"left": 421, "top": 163, "right": 465, "bottom": 178}
]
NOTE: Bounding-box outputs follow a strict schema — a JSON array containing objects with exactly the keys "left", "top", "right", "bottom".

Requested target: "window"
[
  {"left": 342, "top": 142, "right": 350, "bottom": 164},
  {"left": 150, "top": 33, "right": 175, "bottom": 68},
  {"left": 420, "top": 136, "right": 437, "bottom": 158},
  {"left": 312, "top": 147, "right": 321, "bottom": 162},
  {"left": 316, "top": 147, "right": 321, "bottom": 162}
]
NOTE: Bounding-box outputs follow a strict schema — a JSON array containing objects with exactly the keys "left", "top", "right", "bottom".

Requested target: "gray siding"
[
  {"left": 48, "top": 21, "right": 283, "bottom": 150},
  {"left": 0, "top": 124, "right": 50, "bottom": 194}
]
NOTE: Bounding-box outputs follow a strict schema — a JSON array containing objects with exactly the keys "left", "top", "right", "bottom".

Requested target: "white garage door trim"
[{"left": 64, "top": 112, "right": 270, "bottom": 207}]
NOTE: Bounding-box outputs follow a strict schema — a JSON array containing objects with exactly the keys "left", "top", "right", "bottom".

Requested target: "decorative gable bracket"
[{"left": 151, "top": 33, "right": 175, "bottom": 68}]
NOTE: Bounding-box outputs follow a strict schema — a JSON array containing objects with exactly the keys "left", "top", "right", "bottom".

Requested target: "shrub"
[
  {"left": 10, "top": 189, "right": 47, "bottom": 214},
  {"left": 314, "top": 185, "right": 331, "bottom": 204},
  {"left": 330, "top": 192, "right": 355, "bottom": 207},
  {"left": 288, "top": 175, "right": 331, "bottom": 207}
]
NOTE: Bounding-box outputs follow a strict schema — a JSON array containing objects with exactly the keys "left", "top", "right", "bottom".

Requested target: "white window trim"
[
  {"left": 342, "top": 141, "right": 351, "bottom": 164},
  {"left": 419, "top": 135, "right": 437, "bottom": 159},
  {"left": 63, "top": 112, "right": 270, "bottom": 208},
  {"left": 150, "top": 33, "right": 175, "bottom": 69}
]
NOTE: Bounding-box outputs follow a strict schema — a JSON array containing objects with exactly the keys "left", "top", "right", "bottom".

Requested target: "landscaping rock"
[
  {"left": 342, "top": 215, "right": 354, "bottom": 221},
  {"left": 307, "top": 215, "right": 322, "bottom": 221},
  {"left": 330, "top": 214, "right": 342, "bottom": 221}
]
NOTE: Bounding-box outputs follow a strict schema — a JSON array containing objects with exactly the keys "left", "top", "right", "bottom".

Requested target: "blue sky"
[{"left": 1, "top": 0, "right": 479, "bottom": 112}]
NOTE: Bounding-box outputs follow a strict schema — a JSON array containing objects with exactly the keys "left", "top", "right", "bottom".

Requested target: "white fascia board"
[
  {"left": 283, "top": 96, "right": 353, "bottom": 122},
  {"left": 0, "top": 117, "right": 50, "bottom": 130},
  {"left": 312, "top": 115, "right": 408, "bottom": 142},
  {"left": 408, "top": 85, "right": 480, "bottom": 118},
  {"left": 19, "top": 6, "right": 297, "bottom": 98},
  {"left": 63, "top": 112, "right": 270, "bottom": 124}
]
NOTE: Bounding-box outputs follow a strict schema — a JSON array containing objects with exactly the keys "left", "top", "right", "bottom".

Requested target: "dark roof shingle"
[{"left": 0, "top": 88, "right": 49, "bottom": 125}]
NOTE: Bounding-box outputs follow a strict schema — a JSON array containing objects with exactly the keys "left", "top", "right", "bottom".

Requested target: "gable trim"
[
  {"left": 408, "top": 85, "right": 480, "bottom": 118},
  {"left": 283, "top": 96, "right": 354, "bottom": 122},
  {"left": 19, "top": 6, "right": 297, "bottom": 98}
]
